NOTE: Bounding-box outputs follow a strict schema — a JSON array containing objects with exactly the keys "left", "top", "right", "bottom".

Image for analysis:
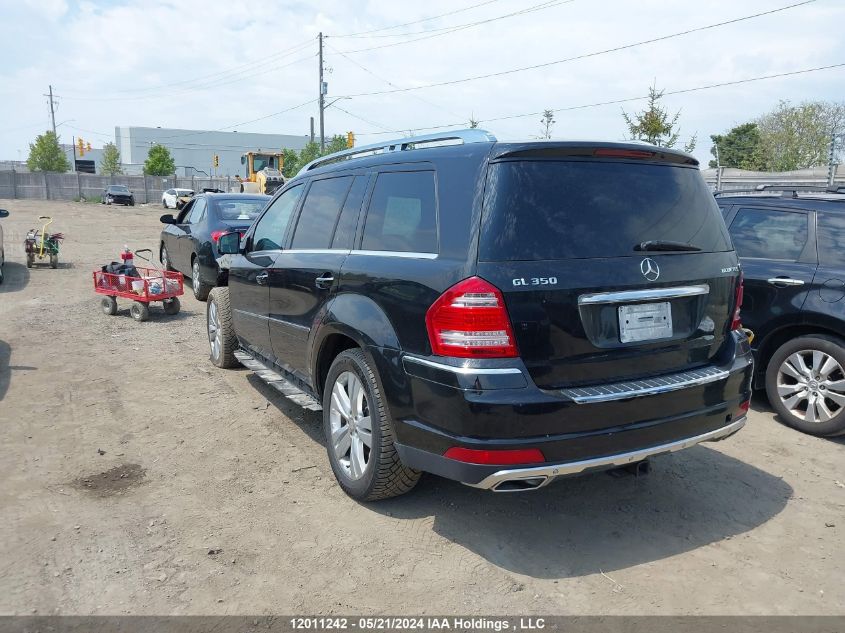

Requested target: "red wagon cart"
[{"left": 93, "top": 248, "right": 184, "bottom": 321}]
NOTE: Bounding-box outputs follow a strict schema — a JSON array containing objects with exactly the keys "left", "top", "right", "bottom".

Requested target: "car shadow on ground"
[
  {"left": 0, "top": 262, "right": 30, "bottom": 294},
  {"left": 0, "top": 340, "right": 37, "bottom": 402},
  {"left": 249, "top": 374, "right": 792, "bottom": 579}
]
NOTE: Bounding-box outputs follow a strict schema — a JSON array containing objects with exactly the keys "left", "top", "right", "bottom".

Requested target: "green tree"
[
  {"left": 756, "top": 100, "right": 845, "bottom": 171},
  {"left": 26, "top": 131, "right": 70, "bottom": 173},
  {"left": 100, "top": 142, "right": 123, "bottom": 176},
  {"left": 622, "top": 84, "right": 696, "bottom": 152},
  {"left": 143, "top": 144, "right": 176, "bottom": 176},
  {"left": 280, "top": 135, "right": 350, "bottom": 178},
  {"left": 539, "top": 109, "right": 555, "bottom": 139},
  {"left": 708, "top": 123, "right": 765, "bottom": 170}
]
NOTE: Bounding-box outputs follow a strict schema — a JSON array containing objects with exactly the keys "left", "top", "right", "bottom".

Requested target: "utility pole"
[
  {"left": 310, "top": 116, "right": 315, "bottom": 144},
  {"left": 714, "top": 142, "right": 722, "bottom": 192},
  {"left": 828, "top": 131, "right": 838, "bottom": 187},
  {"left": 45, "top": 85, "right": 57, "bottom": 136},
  {"left": 318, "top": 32, "right": 325, "bottom": 152}
]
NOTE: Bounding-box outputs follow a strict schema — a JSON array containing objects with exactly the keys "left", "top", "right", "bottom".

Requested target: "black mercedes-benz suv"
[
  {"left": 208, "top": 130, "right": 752, "bottom": 500},
  {"left": 716, "top": 186, "right": 845, "bottom": 437}
]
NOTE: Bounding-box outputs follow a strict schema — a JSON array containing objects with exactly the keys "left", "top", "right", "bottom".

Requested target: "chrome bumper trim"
[
  {"left": 561, "top": 365, "right": 729, "bottom": 404},
  {"left": 578, "top": 284, "right": 710, "bottom": 305},
  {"left": 469, "top": 416, "right": 747, "bottom": 491},
  {"left": 403, "top": 356, "right": 524, "bottom": 375}
]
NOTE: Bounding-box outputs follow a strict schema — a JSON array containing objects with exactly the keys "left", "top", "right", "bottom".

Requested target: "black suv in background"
[
  {"left": 209, "top": 130, "right": 752, "bottom": 500},
  {"left": 716, "top": 186, "right": 845, "bottom": 436}
]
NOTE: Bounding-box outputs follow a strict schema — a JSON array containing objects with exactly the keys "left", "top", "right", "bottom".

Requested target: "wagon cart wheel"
[
  {"left": 130, "top": 301, "right": 150, "bottom": 322},
  {"left": 50, "top": 253, "right": 58, "bottom": 269},
  {"left": 26, "top": 253, "right": 34, "bottom": 268},
  {"left": 162, "top": 297, "right": 180, "bottom": 316},
  {"left": 101, "top": 296, "right": 118, "bottom": 316}
]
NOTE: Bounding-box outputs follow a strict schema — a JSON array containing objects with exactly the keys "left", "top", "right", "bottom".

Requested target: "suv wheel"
[
  {"left": 766, "top": 335, "right": 845, "bottom": 436},
  {"left": 207, "top": 287, "right": 238, "bottom": 368},
  {"left": 323, "top": 349, "right": 420, "bottom": 500}
]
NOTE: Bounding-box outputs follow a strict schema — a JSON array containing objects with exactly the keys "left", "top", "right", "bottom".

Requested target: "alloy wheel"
[
  {"left": 207, "top": 299, "right": 221, "bottom": 360},
  {"left": 329, "top": 371, "right": 373, "bottom": 480},
  {"left": 776, "top": 349, "right": 845, "bottom": 423},
  {"left": 192, "top": 260, "right": 200, "bottom": 291}
]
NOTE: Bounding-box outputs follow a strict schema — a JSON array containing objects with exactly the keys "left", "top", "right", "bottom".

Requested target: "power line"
[
  {"left": 332, "top": 0, "right": 505, "bottom": 37},
  {"left": 331, "top": 105, "right": 394, "bottom": 132},
  {"left": 339, "top": 0, "right": 817, "bottom": 97},
  {"left": 354, "top": 62, "right": 845, "bottom": 136},
  {"left": 334, "top": 0, "right": 574, "bottom": 54}
]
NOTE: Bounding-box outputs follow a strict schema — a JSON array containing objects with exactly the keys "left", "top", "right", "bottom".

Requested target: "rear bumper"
[{"left": 391, "top": 332, "right": 753, "bottom": 487}]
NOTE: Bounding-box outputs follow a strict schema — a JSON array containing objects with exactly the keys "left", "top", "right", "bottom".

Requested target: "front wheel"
[
  {"left": 162, "top": 297, "right": 180, "bottom": 315},
  {"left": 323, "top": 349, "right": 420, "bottom": 501},
  {"left": 101, "top": 296, "right": 118, "bottom": 316},
  {"left": 766, "top": 335, "right": 845, "bottom": 436},
  {"left": 130, "top": 301, "right": 150, "bottom": 322},
  {"left": 160, "top": 244, "right": 173, "bottom": 271},
  {"left": 207, "top": 287, "right": 238, "bottom": 368},
  {"left": 191, "top": 258, "right": 211, "bottom": 301}
]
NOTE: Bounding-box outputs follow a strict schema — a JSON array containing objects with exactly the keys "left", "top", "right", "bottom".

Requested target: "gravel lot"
[{"left": 0, "top": 199, "right": 843, "bottom": 616}]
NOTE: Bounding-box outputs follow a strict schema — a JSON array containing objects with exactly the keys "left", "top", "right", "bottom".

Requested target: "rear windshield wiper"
[{"left": 634, "top": 240, "right": 701, "bottom": 252}]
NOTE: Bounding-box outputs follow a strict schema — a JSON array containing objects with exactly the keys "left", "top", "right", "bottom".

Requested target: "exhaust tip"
[{"left": 492, "top": 477, "right": 547, "bottom": 492}]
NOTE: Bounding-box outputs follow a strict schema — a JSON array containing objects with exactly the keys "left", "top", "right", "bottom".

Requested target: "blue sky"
[{"left": 1, "top": 0, "right": 843, "bottom": 166}]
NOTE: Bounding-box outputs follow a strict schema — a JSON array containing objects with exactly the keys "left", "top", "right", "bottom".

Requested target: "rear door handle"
[
  {"left": 256, "top": 272, "right": 269, "bottom": 285},
  {"left": 315, "top": 273, "right": 334, "bottom": 289},
  {"left": 767, "top": 277, "right": 804, "bottom": 287}
]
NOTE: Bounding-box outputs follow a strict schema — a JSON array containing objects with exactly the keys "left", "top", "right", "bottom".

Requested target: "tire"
[
  {"left": 766, "top": 335, "right": 845, "bottom": 436},
  {"left": 323, "top": 349, "right": 420, "bottom": 501},
  {"left": 130, "top": 301, "right": 150, "bottom": 322},
  {"left": 207, "top": 287, "right": 238, "bottom": 368},
  {"left": 26, "top": 253, "right": 34, "bottom": 268},
  {"left": 106, "top": 198, "right": 112, "bottom": 206},
  {"left": 191, "top": 257, "right": 211, "bottom": 301},
  {"left": 160, "top": 244, "right": 173, "bottom": 272},
  {"left": 101, "top": 296, "right": 118, "bottom": 316},
  {"left": 162, "top": 297, "right": 180, "bottom": 315},
  {"left": 49, "top": 253, "right": 58, "bottom": 269},
  {"left": 129, "top": 200, "right": 135, "bottom": 207}
]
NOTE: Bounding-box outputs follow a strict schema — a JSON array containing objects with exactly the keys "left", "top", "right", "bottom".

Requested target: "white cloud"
[{"left": 1, "top": 0, "right": 843, "bottom": 166}]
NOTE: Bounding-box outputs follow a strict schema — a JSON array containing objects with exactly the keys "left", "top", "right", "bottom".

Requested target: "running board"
[{"left": 234, "top": 350, "right": 323, "bottom": 411}]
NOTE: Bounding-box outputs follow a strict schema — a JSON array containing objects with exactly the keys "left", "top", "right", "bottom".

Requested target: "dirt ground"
[{"left": 0, "top": 199, "right": 843, "bottom": 616}]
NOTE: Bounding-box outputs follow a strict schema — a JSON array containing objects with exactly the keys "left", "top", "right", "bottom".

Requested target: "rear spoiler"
[{"left": 491, "top": 143, "right": 698, "bottom": 166}]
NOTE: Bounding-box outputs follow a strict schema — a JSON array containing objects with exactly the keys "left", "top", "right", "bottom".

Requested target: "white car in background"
[{"left": 161, "top": 188, "right": 195, "bottom": 209}]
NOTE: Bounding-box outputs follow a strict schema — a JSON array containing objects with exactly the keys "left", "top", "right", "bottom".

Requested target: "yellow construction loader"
[{"left": 238, "top": 151, "right": 285, "bottom": 194}]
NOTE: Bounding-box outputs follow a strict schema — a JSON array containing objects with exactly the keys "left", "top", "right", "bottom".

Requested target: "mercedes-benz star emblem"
[{"left": 640, "top": 257, "right": 660, "bottom": 282}]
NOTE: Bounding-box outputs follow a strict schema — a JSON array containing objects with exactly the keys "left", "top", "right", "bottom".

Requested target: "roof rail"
[
  {"left": 297, "top": 128, "right": 497, "bottom": 175},
  {"left": 714, "top": 185, "right": 845, "bottom": 198}
]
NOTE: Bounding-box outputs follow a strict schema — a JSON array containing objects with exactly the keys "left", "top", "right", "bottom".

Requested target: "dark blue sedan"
[{"left": 159, "top": 192, "right": 269, "bottom": 300}]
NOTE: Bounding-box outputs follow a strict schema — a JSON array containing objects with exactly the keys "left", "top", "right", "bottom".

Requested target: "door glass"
[
  {"left": 362, "top": 171, "right": 437, "bottom": 253},
  {"left": 176, "top": 201, "right": 193, "bottom": 223},
  {"left": 331, "top": 176, "right": 368, "bottom": 250},
  {"left": 291, "top": 176, "right": 354, "bottom": 249},
  {"left": 187, "top": 197, "right": 206, "bottom": 224},
  {"left": 817, "top": 212, "right": 845, "bottom": 267},
  {"left": 251, "top": 184, "right": 303, "bottom": 252},
  {"left": 729, "top": 208, "right": 808, "bottom": 260}
]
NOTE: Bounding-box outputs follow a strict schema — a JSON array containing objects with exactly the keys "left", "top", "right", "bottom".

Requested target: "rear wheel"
[
  {"left": 766, "top": 335, "right": 845, "bottom": 436},
  {"left": 101, "top": 296, "right": 118, "bottom": 316},
  {"left": 130, "top": 301, "right": 150, "bottom": 322},
  {"left": 323, "top": 349, "right": 420, "bottom": 501},
  {"left": 191, "top": 257, "right": 211, "bottom": 301},
  {"left": 162, "top": 297, "right": 180, "bottom": 315},
  {"left": 207, "top": 287, "right": 238, "bottom": 368}
]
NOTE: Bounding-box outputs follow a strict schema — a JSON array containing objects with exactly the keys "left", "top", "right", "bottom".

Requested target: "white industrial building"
[{"left": 113, "top": 126, "right": 312, "bottom": 177}]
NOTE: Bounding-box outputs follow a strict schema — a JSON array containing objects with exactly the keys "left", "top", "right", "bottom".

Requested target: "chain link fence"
[{"left": 0, "top": 171, "right": 234, "bottom": 203}]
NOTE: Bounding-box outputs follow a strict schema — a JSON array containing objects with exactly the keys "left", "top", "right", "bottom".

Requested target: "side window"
[
  {"left": 165, "top": 189, "right": 174, "bottom": 196},
  {"left": 251, "top": 184, "right": 303, "bottom": 252},
  {"left": 818, "top": 212, "right": 845, "bottom": 268},
  {"left": 717, "top": 204, "right": 730, "bottom": 219},
  {"left": 729, "top": 207, "right": 808, "bottom": 260},
  {"left": 176, "top": 200, "right": 193, "bottom": 223},
  {"left": 187, "top": 197, "right": 206, "bottom": 224},
  {"left": 331, "top": 176, "right": 368, "bottom": 250},
  {"left": 291, "top": 176, "right": 354, "bottom": 249},
  {"left": 361, "top": 171, "right": 437, "bottom": 253}
]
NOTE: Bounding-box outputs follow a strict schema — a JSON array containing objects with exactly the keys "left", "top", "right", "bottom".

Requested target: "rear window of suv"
[{"left": 480, "top": 160, "right": 732, "bottom": 260}]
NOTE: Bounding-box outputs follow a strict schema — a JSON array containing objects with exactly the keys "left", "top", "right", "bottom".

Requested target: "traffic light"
[
  {"left": 213, "top": 154, "right": 219, "bottom": 168},
  {"left": 346, "top": 131, "right": 355, "bottom": 148},
  {"left": 77, "top": 137, "right": 85, "bottom": 156}
]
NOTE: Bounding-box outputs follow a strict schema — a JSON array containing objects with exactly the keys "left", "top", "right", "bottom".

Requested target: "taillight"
[
  {"left": 425, "top": 276, "right": 518, "bottom": 358},
  {"left": 444, "top": 447, "right": 545, "bottom": 465},
  {"left": 731, "top": 272, "right": 744, "bottom": 331}
]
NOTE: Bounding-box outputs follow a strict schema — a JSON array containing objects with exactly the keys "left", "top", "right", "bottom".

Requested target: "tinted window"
[
  {"left": 817, "top": 212, "right": 845, "bottom": 267},
  {"left": 165, "top": 189, "right": 175, "bottom": 195},
  {"left": 362, "top": 171, "right": 437, "bottom": 253},
  {"left": 291, "top": 176, "right": 353, "bottom": 249},
  {"left": 480, "top": 161, "right": 731, "bottom": 260},
  {"left": 331, "top": 176, "right": 367, "bottom": 250},
  {"left": 729, "top": 208, "right": 808, "bottom": 260},
  {"left": 187, "top": 197, "right": 206, "bottom": 224},
  {"left": 214, "top": 199, "right": 266, "bottom": 221},
  {"left": 251, "top": 185, "right": 303, "bottom": 251}
]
